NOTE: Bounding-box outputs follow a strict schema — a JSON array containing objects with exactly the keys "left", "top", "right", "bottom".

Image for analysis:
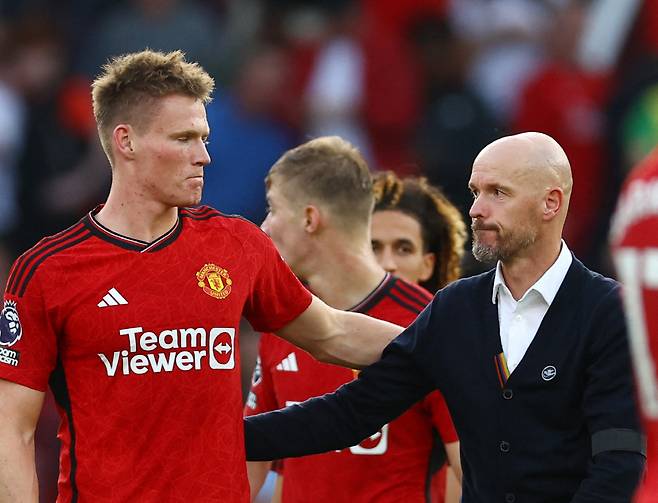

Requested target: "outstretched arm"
[
  {"left": 246, "top": 307, "right": 436, "bottom": 460},
  {"left": 0, "top": 379, "right": 45, "bottom": 502},
  {"left": 275, "top": 295, "right": 403, "bottom": 369}
]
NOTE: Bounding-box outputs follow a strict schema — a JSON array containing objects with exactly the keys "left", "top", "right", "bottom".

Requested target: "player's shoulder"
[
  {"left": 572, "top": 259, "right": 620, "bottom": 308},
  {"left": 5, "top": 220, "right": 93, "bottom": 297},
  {"left": 390, "top": 276, "right": 434, "bottom": 304},
  {"left": 367, "top": 276, "right": 433, "bottom": 325},
  {"left": 180, "top": 205, "right": 269, "bottom": 241},
  {"left": 180, "top": 205, "right": 246, "bottom": 226}
]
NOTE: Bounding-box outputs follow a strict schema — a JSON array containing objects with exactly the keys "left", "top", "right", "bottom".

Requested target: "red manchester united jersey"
[
  {"left": 610, "top": 150, "right": 658, "bottom": 503},
  {"left": 245, "top": 275, "right": 458, "bottom": 502},
  {"left": 0, "top": 205, "right": 312, "bottom": 502}
]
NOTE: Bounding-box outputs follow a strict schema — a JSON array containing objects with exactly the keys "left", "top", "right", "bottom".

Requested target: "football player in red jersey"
[
  {"left": 371, "top": 172, "right": 466, "bottom": 502},
  {"left": 610, "top": 147, "right": 658, "bottom": 503},
  {"left": 245, "top": 136, "right": 460, "bottom": 503},
  {"left": 0, "top": 50, "right": 402, "bottom": 503}
]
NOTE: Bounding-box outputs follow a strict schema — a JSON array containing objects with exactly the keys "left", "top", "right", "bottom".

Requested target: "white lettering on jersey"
[
  {"left": 610, "top": 179, "right": 658, "bottom": 242},
  {"left": 348, "top": 424, "right": 389, "bottom": 455},
  {"left": 614, "top": 248, "right": 658, "bottom": 418},
  {"left": 98, "top": 326, "right": 236, "bottom": 377}
]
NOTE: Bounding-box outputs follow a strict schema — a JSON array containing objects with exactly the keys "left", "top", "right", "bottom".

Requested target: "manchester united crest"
[{"left": 196, "top": 264, "right": 232, "bottom": 300}]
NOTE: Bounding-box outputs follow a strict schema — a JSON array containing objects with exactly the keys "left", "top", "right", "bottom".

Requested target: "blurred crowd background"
[{"left": 2, "top": 0, "right": 658, "bottom": 501}]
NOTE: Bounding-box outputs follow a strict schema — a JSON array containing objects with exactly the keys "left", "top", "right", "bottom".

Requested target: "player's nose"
[
  {"left": 195, "top": 140, "right": 211, "bottom": 166},
  {"left": 378, "top": 248, "right": 398, "bottom": 273}
]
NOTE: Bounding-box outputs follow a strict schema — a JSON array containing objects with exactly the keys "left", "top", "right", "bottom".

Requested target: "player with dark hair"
[
  {"left": 245, "top": 136, "right": 459, "bottom": 502},
  {"left": 610, "top": 147, "right": 658, "bottom": 503},
  {"left": 0, "top": 50, "right": 401, "bottom": 502},
  {"left": 372, "top": 172, "right": 466, "bottom": 293},
  {"left": 371, "top": 171, "right": 466, "bottom": 501}
]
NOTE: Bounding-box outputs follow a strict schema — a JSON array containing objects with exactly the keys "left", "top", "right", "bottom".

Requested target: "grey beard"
[
  {"left": 472, "top": 230, "right": 537, "bottom": 264},
  {"left": 472, "top": 241, "right": 501, "bottom": 264}
]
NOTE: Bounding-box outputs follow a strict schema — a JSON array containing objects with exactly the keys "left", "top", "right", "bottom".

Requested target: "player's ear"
[
  {"left": 304, "top": 205, "right": 321, "bottom": 234},
  {"left": 113, "top": 124, "right": 136, "bottom": 160},
  {"left": 543, "top": 187, "right": 563, "bottom": 221}
]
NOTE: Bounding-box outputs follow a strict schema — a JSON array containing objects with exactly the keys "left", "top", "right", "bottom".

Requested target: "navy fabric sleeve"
[
  {"left": 571, "top": 284, "right": 645, "bottom": 501},
  {"left": 244, "top": 302, "right": 438, "bottom": 461},
  {"left": 569, "top": 451, "right": 645, "bottom": 503}
]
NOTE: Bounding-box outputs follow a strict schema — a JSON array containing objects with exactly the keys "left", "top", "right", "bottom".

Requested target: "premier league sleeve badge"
[{"left": 0, "top": 300, "right": 22, "bottom": 347}]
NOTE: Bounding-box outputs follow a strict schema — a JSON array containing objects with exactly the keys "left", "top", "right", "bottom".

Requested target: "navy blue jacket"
[{"left": 245, "top": 258, "right": 645, "bottom": 502}]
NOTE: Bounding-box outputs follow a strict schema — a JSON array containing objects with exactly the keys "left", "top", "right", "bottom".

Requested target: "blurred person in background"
[
  {"left": 202, "top": 44, "right": 296, "bottom": 225},
  {"left": 371, "top": 171, "right": 467, "bottom": 502},
  {"left": 0, "top": 24, "right": 26, "bottom": 249},
  {"left": 448, "top": 0, "right": 555, "bottom": 123},
  {"left": 245, "top": 136, "right": 460, "bottom": 503},
  {"left": 78, "top": 0, "right": 221, "bottom": 77},
  {"left": 513, "top": 0, "right": 611, "bottom": 269},
  {"left": 302, "top": 1, "right": 372, "bottom": 161},
  {"left": 359, "top": 0, "right": 444, "bottom": 174},
  {"left": 0, "top": 22, "right": 27, "bottom": 293},
  {"left": 610, "top": 146, "right": 658, "bottom": 503},
  {"left": 11, "top": 15, "right": 110, "bottom": 258},
  {"left": 407, "top": 15, "right": 500, "bottom": 238}
]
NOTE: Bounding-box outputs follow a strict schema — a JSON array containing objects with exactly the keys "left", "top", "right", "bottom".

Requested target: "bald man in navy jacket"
[{"left": 245, "top": 132, "right": 645, "bottom": 502}]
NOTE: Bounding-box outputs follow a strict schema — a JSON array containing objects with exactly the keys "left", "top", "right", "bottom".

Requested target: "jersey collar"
[
  {"left": 83, "top": 205, "right": 183, "bottom": 253},
  {"left": 349, "top": 273, "right": 394, "bottom": 313}
]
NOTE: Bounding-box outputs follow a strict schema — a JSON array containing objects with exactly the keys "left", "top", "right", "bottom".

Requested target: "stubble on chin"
[
  {"left": 472, "top": 239, "right": 500, "bottom": 264},
  {"left": 472, "top": 226, "right": 538, "bottom": 264}
]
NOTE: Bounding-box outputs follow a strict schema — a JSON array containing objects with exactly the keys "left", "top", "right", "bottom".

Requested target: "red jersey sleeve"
[
  {"left": 244, "top": 333, "right": 279, "bottom": 416},
  {"left": 0, "top": 264, "right": 58, "bottom": 392},
  {"left": 243, "top": 231, "right": 312, "bottom": 333},
  {"left": 423, "top": 391, "right": 459, "bottom": 444}
]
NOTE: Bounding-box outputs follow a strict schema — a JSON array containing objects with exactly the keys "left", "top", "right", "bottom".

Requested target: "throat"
[{"left": 94, "top": 204, "right": 179, "bottom": 243}]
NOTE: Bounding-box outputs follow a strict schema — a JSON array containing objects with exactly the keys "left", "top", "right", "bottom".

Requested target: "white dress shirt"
[{"left": 492, "top": 241, "right": 573, "bottom": 373}]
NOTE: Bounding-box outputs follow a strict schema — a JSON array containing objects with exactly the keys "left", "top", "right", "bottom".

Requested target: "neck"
[
  {"left": 500, "top": 236, "right": 562, "bottom": 300},
  {"left": 95, "top": 182, "right": 179, "bottom": 243},
  {"left": 302, "top": 237, "right": 387, "bottom": 310}
]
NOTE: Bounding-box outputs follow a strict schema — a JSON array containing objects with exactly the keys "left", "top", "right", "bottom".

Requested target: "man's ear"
[
  {"left": 543, "top": 188, "right": 563, "bottom": 221},
  {"left": 304, "top": 205, "right": 321, "bottom": 234},
  {"left": 113, "top": 124, "right": 136, "bottom": 160}
]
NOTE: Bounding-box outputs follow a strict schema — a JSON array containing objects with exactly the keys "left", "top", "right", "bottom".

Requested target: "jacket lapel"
[{"left": 505, "top": 256, "right": 586, "bottom": 384}]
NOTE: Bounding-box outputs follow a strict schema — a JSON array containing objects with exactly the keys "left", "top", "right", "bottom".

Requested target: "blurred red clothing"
[
  {"left": 360, "top": 0, "right": 447, "bottom": 173},
  {"left": 513, "top": 63, "right": 610, "bottom": 257}
]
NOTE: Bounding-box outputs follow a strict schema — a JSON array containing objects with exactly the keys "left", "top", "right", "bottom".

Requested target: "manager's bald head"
[
  {"left": 469, "top": 132, "right": 572, "bottom": 264},
  {"left": 474, "top": 132, "right": 572, "bottom": 201}
]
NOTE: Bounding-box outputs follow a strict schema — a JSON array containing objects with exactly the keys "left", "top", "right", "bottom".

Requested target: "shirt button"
[
  {"left": 499, "top": 440, "right": 511, "bottom": 453},
  {"left": 502, "top": 389, "right": 513, "bottom": 400},
  {"left": 505, "top": 493, "right": 516, "bottom": 503},
  {"left": 515, "top": 314, "right": 522, "bottom": 322}
]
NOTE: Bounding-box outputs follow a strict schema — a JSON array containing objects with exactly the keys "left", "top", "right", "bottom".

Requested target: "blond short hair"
[
  {"left": 91, "top": 49, "right": 214, "bottom": 162},
  {"left": 267, "top": 136, "right": 374, "bottom": 231}
]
